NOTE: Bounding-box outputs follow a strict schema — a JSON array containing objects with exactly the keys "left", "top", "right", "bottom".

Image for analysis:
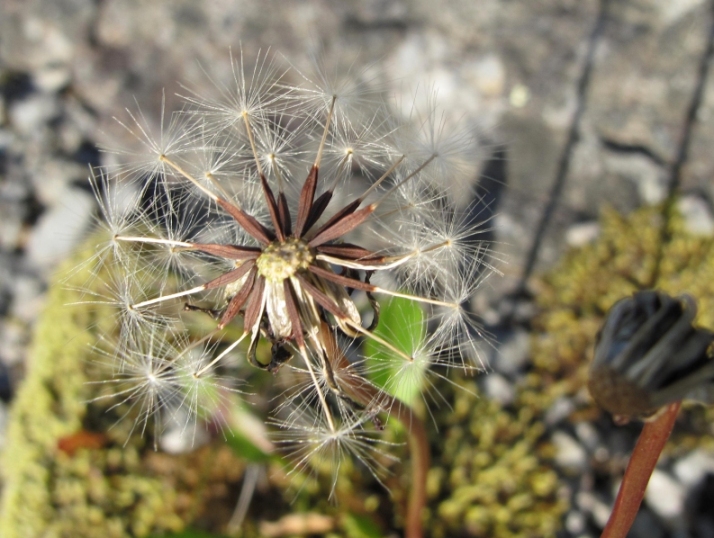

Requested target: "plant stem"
[
  {"left": 388, "top": 399, "right": 429, "bottom": 538},
  {"left": 601, "top": 402, "right": 681, "bottom": 538},
  {"left": 321, "top": 324, "right": 429, "bottom": 538}
]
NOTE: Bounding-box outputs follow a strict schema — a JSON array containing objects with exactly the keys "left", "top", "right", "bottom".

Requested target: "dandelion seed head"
[{"left": 86, "top": 48, "right": 493, "bottom": 493}]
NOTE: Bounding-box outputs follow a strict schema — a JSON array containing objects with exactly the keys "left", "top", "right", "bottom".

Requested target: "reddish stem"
[
  {"left": 321, "top": 324, "right": 428, "bottom": 538},
  {"left": 601, "top": 402, "right": 682, "bottom": 538},
  {"left": 390, "top": 401, "right": 429, "bottom": 538}
]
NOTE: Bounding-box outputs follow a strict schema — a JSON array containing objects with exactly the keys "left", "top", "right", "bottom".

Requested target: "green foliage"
[
  {"left": 341, "top": 513, "right": 384, "bottom": 538},
  {"left": 361, "top": 292, "right": 568, "bottom": 536},
  {"left": 417, "top": 202, "right": 714, "bottom": 537},
  {"left": 365, "top": 296, "right": 427, "bottom": 406},
  {"left": 153, "top": 531, "right": 228, "bottom": 538},
  {"left": 0, "top": 241, "right": 182, "bottom": 537},
  {"left": 0, "top": 235, "right": 393, "bottom": 538}
]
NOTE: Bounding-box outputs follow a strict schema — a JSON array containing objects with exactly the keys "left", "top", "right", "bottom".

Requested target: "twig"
[{"left": 601, "top": 402, "right": 681, "bottom": 538}]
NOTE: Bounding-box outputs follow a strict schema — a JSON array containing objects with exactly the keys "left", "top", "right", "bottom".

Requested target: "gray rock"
[
  {"left": 605, "top": 151, "right": 668, "bottom": 205},
  {"left": 31, "top": 159, "right": 87, "bottom": 208},
  {"left": 482, "top": 372, "right": 515, "bottom": 405},
  {"left": 566, "top": 221, "right": 600, "bottom": 247},
  {"left": 9, "top": 274, "right": 43, "bottom": 324},
  {"left": 0, "top": 204, "right": 25, "bottom": 254},
  {"left": 588, "top": 1, "right": 709, "bottom": 163},
  {"left": 672, "top": 449, "right": 714, "bottom": 488},
  {"left": 8, "top": 94, "right": 58, "bottom": 136},
  {"left": 564, "top": 509, "right": 587, "bottom": 535},
  {"left": 0, "top": 320, "right": 28, "bottom": 367},
  {"left": 656, "top": 0, "right": 706, "bottom": 25},
  {"left": 545, "top": 396, "right": 576, "bottom": 426},
  {"left": 677, "top": 195, "right": 714, "bottom": 236},
  {"left": 0, "top": 0, "right": 91, "bottom": 71},
  {"left": 26, "top": 187, "right": 95, "bottom": 271},
  {"left": 0, "top": 4, "right": 712, "bottom": 538},
  {"left": 33, "top": 63, "right": 72, "bottom": 93},
  {"left": 645, "top": 469, "right": 685, "bottom": 519},
  {"left": 491, "top": 328, "right": 530, "bottom": 375},
  {"left": 553, "top": 430, "right": 588, "bottom": 471},
  {"left": 577, "top": 490, "right": 612, "bottom": 530},
  {"left": 575, "top": 422, "right": 600, "bottom": 452}
]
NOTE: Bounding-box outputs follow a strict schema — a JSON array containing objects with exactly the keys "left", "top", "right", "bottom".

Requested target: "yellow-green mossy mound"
[
  {"left": 0, "top": 241, "right": 246, "bottom": 538},
  {"left": 425, "top": 379, "right": 568, "bottom": 538}
]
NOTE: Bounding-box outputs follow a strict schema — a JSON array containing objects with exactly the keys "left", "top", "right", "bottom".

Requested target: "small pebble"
[
  {"left": 566, "top": 221, "right": 600, "bottom": 247},
  {"left": 673, "top": 449, "right": 714, "bottom": 488},
  {"left": 678, "top": 195, "right": 714, "bottom": 236},
  {"left": 33, "top": 64, "right": 72, "bottom": 93},
  {"left": 492, "top": 328, "right": 530, "bottom": 375},
  {"left": 545, "top": 397, "right": 575, "bottom": 425},
  {"left": 26, "top": 187, "right": 95, "bottom": 270},
  {"left": 482, "top": 373, "right": 515, "bottom": 405},
  {"left": 9, "top": 94, "right": 58, "bottom": 136},
  {"left": 0, "top": 320, "right": 28, "bottom": 367},
  {"left": 9, "top": 275, "right": 44, "bottom": 323},
  {"left": 576, "top": 491, "right": 611, "bottom": 529},
  {"left": 553, "top": 431, "right": 587, "bottom": 471},
  {"left": 564, "top": 510, "right": 586, "bottom": 534},
  {"left": 575, "top": 422, "right": 600, "bottom": 452},
  {"left": 645, "top": 469, "right": 684, "bottom": 520}
]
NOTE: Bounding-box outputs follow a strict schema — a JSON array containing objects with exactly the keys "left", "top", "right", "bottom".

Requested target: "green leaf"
[
  {"left": 364, "top": 295, "right": 427, "bottom": 406},
  {"left": 223, "top": 401, "right": 274, "bottom": 463},
  {"left": 224, "top": 429, "right": 272, "bottom": 463},
  {"left": 342, "top": 513, "right": 383, "bottom": 538},
  {"left": 151, "top": 530, "right": 228, "bottom": 538}
]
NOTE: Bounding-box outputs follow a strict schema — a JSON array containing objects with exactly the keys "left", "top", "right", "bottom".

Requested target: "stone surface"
[
  {"left": 490, "top": 327, "right": 530, "bottom": 375},
  {"left": 481, "top": 372, "right": 515, "bottom": 405},
  {"left": 588, "top": 2, "right": 708, "bottom": 161},
  {"left": 566, "top": 220, "right": 600, "bottom": 247}
]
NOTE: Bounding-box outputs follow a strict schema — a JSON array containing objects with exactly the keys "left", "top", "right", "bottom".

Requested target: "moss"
[
  {"left": 423, "top": 379, "right": 567, "bottom": 538},
  {"left": 0, "top": 240, "right": 247, "bottom": 538}
]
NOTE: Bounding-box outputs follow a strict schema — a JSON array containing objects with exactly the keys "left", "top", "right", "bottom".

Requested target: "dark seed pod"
[{"left": 589, "top": 290, "right": 714, "bottom": 422}]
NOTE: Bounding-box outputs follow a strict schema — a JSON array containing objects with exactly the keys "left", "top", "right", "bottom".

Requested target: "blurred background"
[{"left": 1, "top": 0, "right": 714, "bottom": 537}]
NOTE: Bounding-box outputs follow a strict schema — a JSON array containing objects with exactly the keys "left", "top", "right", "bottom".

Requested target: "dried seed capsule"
[{"left": 589, "top": 290, "right": 714, "bottom": 422}]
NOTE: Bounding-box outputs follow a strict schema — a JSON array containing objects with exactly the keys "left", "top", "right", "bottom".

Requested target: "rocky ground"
[{"left": 2, "top": 0, "right": 714, "bottom": 537}]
